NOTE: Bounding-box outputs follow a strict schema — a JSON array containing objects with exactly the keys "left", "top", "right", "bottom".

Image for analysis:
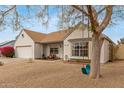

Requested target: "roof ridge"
[
  {"left": 23, "top": 22, "right": 84, "bottom": 35},
  {"left": 47, "top": 27, "right": 74, "bottom": 35},
  {"left": 23, "top": 29, "right": 47, "bottom": 35}
]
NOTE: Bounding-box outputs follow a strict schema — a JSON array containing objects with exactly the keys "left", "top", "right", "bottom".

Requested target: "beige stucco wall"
[
  {"left": 14, "top": 30, "right": 35, "bottom": 59},
  {"left": 100, "top": 39, "right": 110, "bottom": 63},
  {"left": 116, "top": 44, "right": 124, "bottom": 59},
  {"left": 64, "top": 28, "right": 111, "bottom": 63},
  {"left": 34, "top": 43, "right": 43, "bottom": 59},
  {"left": 64, "top": 28, "right": 92, "bottom": 60},
  {"left": 15, "top": 30, "right": 34, "bottom": 46}
]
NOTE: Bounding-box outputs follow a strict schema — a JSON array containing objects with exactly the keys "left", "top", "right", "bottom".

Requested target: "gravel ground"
[
  {"left": 0, "top": 58, "right": 28, "bottom": 64},
  {"left": 0, "top": 58, "right": 124, "bottom": 88}
]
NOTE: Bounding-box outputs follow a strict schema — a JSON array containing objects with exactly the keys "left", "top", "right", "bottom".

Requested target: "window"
[
  {"left": 50, "top": 48, "right": 58, "bottom": 54},
  {"left": 22, "top": 34, "right": 24, "bottom": 38},
  {"left": 72, "top": 42, "right": 88, "bottom": 57}
]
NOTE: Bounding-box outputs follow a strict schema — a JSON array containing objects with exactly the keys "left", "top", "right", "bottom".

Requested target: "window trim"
[
  {"left": 71, "top": 41, "right": 89, "bottom": 57},
  {"left": 50, "top": 48, "right": 59, "bottom": 54}
]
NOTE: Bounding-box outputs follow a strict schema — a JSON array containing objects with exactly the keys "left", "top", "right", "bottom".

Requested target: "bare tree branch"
[
  {"left": 90, "top": 6, "right": 99, "bottom": 27},
  {"left": 96, "top": 6, "right": 113, "bottom": 34},
  {"left": 72, "top": 5, "right": 89, "bottom": 16},
  {"left": 3, "top": 5, "right": 16, "bottom": 16},
  {"left": 87, "top": 5, "right": 99, "bottom": 32},
  {"left": 97, "top": 7, "right": 106, "bottom": 14},
  {"left": 91, "top": 6, "right": 98, "bottom": 20}
]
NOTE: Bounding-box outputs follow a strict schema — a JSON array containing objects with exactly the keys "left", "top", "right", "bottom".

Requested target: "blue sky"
[
  {"left": 0, "top": 6, "right": 59, "bottom": 42},
  {"left": 0, "top": 5, "right": 124, "bottom": 44},
  {"left": 104, "top": 21, "right": 124, "bottom": 43}
]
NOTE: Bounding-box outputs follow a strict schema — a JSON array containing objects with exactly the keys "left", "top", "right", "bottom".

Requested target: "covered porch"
[{"left": 42, "top": 42, "right": 63, "bottom": 59}]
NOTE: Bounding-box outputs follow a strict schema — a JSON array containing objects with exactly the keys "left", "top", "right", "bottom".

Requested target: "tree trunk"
[{"left": 89, "top": 33, "right": 101, "bottom": 79}]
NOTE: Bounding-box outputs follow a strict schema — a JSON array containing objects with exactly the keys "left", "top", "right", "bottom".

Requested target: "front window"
[
  {"left": 50, "top": 48, "right": 58, "bottom": 54},
  {"left": 72, "top": 42, "right": 88, "bottom": 57}
]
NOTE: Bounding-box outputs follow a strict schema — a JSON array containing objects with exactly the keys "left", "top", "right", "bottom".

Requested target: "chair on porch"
[{"left": 47, "top": 53, "right": 58, "bottom": 60}]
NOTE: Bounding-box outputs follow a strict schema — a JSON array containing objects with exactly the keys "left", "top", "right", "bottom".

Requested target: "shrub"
[
  {"left": 0, "top": 61, "right": 4, "bottom": 66},
  {"left": 0, "top": 48, "right": 2, "bottom": 56},
  {"left": 1, "top": 46, "right": 14, "bottom": 57}
]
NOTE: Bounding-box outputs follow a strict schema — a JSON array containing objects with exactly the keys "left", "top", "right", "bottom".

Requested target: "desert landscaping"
[{"left": 0, "top": 58, "right": 124, "bottom": 88}]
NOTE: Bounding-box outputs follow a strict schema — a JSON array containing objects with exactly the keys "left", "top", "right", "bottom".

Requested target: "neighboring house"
[
  {"left": 0, "top": 40, "right": 15, "bottom": 47},
  {"left": 112, "top": 37, "right": 124, "bottom": 60},
  {"left": 14, "top": 24, "right": 115, "bottom": 63},
  {"left": 0, "top": 40, "right": 15, "bottom": 57},
  {"left": 115, "top": 38, "right": 124, "bottom": 60}
]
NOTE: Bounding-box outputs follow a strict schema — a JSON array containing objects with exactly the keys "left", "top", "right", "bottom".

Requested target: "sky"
[{"left": 0, "top": 5, "right": 124, "bottom": 44}]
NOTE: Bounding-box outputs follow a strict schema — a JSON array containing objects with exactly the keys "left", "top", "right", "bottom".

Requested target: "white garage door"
[{"left": 16, "top": 46, "right": 33, "bottom": 58}]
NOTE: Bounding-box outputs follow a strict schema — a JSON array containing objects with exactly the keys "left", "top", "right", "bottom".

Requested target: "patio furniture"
[{"left": 47, "top": 54, "right": 58, "bottom": 60}]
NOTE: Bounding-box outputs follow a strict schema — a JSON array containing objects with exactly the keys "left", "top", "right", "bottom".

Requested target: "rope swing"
[{"left": 81, "top": 5, "right": 90, "bottom": 60}]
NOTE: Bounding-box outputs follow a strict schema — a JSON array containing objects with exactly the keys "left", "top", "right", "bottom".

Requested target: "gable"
[
  {"left": 15, "top": 30, "right": 34, "bottom": 46},
  {"left": 24, "top": 29, "right": 46, "bottom": 43},
  {"left": 64, "top": 27, "right": 92, "bottom": 42}
]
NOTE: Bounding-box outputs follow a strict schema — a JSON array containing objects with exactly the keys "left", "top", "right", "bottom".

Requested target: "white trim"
[{"left": 70, "top": 56, "right": 89, "bottom": 60}]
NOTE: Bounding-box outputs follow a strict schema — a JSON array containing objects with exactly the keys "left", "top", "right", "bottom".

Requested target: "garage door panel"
[{"left": 16, "top": 46, "right": 33, "bottom": 58}]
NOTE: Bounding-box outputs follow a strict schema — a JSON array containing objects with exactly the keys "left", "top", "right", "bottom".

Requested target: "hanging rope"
[
  {"left": 87, "top": 17, "right": 90, "bottom": 60},
  {"left": 82, "top": 5, "right": 85, "bottom": 60},
  {"left": 82, "top": 6, "right": 90, "bottom": 60}
]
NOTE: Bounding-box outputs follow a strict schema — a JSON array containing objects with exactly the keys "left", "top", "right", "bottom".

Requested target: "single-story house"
[{"left": 14, "top": 24, "right": 115, "bottom": 63}]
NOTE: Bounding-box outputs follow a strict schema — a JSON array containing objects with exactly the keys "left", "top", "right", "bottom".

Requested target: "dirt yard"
[{"left": 0, "top": 58, "right": 124, "bottom": 88}]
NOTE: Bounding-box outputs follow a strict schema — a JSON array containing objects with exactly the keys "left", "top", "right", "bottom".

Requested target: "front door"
[{"left": 50, "top": 48, "right": 58, "bottom": 55}]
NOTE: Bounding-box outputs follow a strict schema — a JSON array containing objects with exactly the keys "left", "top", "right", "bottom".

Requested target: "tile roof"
[
  {"left": 41, "top": 29, "right": 73, "bottom": 43},
  {"left": 23, "top": 28, "right": 74, "bottom": 43}
]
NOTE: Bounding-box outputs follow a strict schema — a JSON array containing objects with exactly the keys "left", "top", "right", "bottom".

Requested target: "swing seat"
[{"left": 81, "top": 64, "right": 90, "bottom": 75}]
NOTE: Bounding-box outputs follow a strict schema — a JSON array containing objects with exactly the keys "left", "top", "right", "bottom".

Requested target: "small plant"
[
  {"left": 0, "top": 61, "right": 4, "bottom": 66},
  {"left": 28, "top": 58, "right": 34, "bottom": 63}
]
